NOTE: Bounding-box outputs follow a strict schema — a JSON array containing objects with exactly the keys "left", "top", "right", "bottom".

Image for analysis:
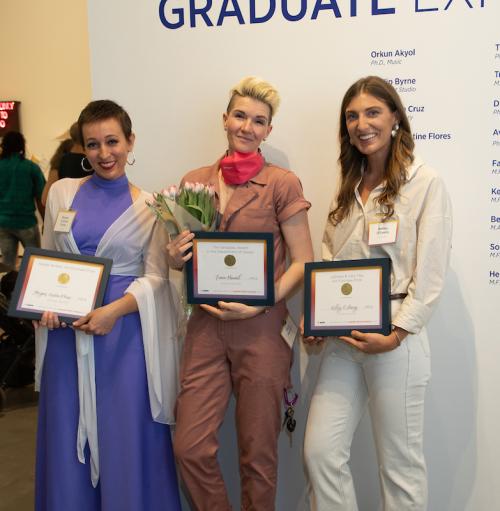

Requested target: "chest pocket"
[{"left": 231, "top": 206, "right": 276, "bottom": 232}]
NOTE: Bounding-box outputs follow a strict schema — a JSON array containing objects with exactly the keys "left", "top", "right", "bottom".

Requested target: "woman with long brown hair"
[{"left": 303, "top": 76, "right": 452, "bottom": 510}]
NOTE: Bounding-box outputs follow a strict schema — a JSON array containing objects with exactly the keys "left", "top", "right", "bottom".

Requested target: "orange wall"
[{"left": 0, "top": 0, "right": 91, "bottom": 172}]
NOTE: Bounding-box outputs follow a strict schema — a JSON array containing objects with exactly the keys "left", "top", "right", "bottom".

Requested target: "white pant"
[{"left": 304, "top": 333, "right": 431, "bottom": 511}]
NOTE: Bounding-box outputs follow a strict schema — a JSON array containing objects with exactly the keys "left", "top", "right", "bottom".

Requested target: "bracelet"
[{"left": 393, "top": 329, "right": 402, "bottom": 347}]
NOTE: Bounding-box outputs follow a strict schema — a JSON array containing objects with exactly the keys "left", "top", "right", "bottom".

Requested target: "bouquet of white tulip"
[
  {"left": 147, "top": 182, "right": 217, "bottom": 236},
  {"left": 147, "top": 182, "right": 218, "bottom": 328}
]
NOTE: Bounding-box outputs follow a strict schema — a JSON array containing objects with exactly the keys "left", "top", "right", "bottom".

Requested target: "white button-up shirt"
[{"left": 322, "top": 156, "right": 452, "bottom": 334}]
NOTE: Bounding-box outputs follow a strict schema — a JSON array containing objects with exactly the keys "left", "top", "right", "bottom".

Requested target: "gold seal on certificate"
[
  {"left": 303, "top": 258, "right": 392, "bottom": 337},
  {"left": 57, "top": 273, "right": 70, "bottom": 285},
  {"left": 8, "top": 247, "right": 112, "bottom": 323},
  {"left": 224, "top": 254, "right": 236, "bottom": 267},
  {"left": 341, "top": 282, "right": 352, "bottom": 296},
  {"left": 186, "top": 231, "right": 275, "bottom": 306}
]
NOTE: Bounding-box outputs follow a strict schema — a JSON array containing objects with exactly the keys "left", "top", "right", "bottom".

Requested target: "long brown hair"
[{"left": 330, "top": 76, "right": 414, "bottom": 225}]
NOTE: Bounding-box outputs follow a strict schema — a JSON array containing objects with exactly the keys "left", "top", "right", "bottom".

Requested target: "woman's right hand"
[
  {"left": 33, "top": 311, "right": 67, "bottom": 330},
  {"left": 166, "top": 230, "right": 195, "bottom": 270}
]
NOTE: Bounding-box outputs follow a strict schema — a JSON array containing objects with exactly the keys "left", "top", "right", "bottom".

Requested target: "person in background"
[
  {"left": 42, "top": 122, "right": 88, "bottom": 206},
  {"left": 41, "top": 137, "right": 73, "bottom": 206},
  {"left": 169, "top": 76, "right": 314, "bottom": 510},
  {"left": 303, "top": 76, "right": 452, "bottom": 511},
  {"left": 0, "top": 131, "right": 45, "bottom": 269},
  {"left": 58, "top": 122, "right": 87, "bottom": 179},
  {"left": 35, "top": 100, "right": 181, "bottom": 511}
]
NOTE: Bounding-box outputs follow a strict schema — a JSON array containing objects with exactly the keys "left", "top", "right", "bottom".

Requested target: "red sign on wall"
[{"left": 0, "top": 101, "right": 21, "bottom": 138}]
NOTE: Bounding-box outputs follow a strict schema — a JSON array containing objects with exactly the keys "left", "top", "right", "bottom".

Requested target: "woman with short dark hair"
[{"left": 35, "top": 100, "right": 181, "bottom": 510}]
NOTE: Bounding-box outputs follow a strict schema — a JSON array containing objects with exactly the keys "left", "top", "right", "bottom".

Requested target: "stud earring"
[{"left": 391, "top": 123, "right": 400, "bottom": 138}]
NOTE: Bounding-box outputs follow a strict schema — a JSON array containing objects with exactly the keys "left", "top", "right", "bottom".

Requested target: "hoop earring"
[
  {"left": 127, "top": 151, "right": 136, "bottom": 166},
  {"left": 80, "top": 157, "right": 93, "bottom": 173},
  {"left": 391, "top": 123, "right": 400, "bottom": 138}
]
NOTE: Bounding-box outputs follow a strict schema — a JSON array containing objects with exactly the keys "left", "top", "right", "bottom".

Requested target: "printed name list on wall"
[
  {"left": 490, "top": 41, "right": 500, "bottom": 285},
  {"left": 369, "top": 47, "right": 452, "bottom": 141},
  {"left": 158, "top": 0, "right": 486, "bottom": 29}
]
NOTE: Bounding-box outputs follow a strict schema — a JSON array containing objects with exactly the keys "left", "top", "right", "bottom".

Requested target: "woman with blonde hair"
[
  {"left": 304, "top": 76, "right": 452, "bottom": 510},
  {"left": 169, "top": 76, "right": 313, "bottom": 510}
]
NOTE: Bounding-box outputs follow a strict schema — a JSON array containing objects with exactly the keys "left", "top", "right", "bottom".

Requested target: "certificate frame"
[
  {"left": 304, "top": 258, "right": 391, "bottom": 337},
  {"left": 8, "top": 247, "right": 112, "bottom": 323},
  {"left": 185, "top": 231, "right": 275, "bottom": 306}
]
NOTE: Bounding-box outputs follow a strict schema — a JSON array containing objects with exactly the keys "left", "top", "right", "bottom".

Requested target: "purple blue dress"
[{"left": 35, "top": 174, "right": 181, "bottom": 510}]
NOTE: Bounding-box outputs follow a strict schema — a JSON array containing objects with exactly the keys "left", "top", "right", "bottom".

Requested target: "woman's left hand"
[
  {"left": 200, "top": 301, "right": 265, "bottom": 321},
  {"left": 339, "top": 330, "right": 400, "bottom": 354},
  {"left": 72, "top": 305, "right": 118, "bottom": 336}
]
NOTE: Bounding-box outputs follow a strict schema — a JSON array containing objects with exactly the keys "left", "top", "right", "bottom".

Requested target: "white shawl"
[{"left": 35, "top": 178, "right": 180, "bottom": 487}]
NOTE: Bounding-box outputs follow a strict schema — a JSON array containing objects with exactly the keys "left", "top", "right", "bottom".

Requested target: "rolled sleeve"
[
  {"left": 275, "top": 171, "right": 311, "bottom": 224},
  {"left": 393, "top": 176, "right": 452, "bottom": 333}
]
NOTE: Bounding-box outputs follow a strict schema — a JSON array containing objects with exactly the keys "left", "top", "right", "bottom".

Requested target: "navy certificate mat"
[
  {"left": 186, "top": 231, "right": 275, "bottom": 306},
  {"left": 8, "top": 247, "right": 112, "bottom": 324},
  {"left": 304, "top": 258, "right": 392, "bottom": 337}
]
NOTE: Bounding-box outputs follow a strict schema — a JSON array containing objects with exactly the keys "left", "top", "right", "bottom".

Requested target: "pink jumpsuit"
[{"left": 174, "top": 158, "right": 310, "bottom": 510}]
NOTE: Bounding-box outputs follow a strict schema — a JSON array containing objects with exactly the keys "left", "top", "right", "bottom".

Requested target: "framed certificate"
[
  {"left": 186, "top": 232, "right": 275, "bottom": 306},
  {"left": 304, "top": 258, "right": 391, "bottom": 337},
  {"left": 8, "top": 247, "right": 112, "bottom": 323}
]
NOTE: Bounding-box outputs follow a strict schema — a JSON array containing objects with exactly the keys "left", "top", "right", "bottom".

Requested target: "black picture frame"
[
  {"left": 8, "top": 247, "right": 112, "bottom": 324},
  {"left": 304, "top": 258, "right": 392, "bottom": 337},
  {"left": 186, "top": 231, "right": 275, "bottom": 306}
]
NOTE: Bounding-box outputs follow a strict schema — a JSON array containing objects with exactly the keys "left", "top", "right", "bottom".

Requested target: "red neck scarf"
[{"left": 220, "top": 151, "right": 264, "bottom": 185}]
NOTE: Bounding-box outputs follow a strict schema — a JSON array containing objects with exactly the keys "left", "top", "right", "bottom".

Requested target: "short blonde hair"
[{"left": 227, "top": 76, "right": 280, "bottom": 120}]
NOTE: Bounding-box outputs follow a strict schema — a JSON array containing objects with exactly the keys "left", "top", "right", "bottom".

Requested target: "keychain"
[{"left": 282, "top": 389, "right": 298, "bottom": 433}]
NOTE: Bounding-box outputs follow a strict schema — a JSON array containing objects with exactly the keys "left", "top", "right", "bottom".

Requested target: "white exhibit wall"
[{"left": 87, "top": 2, "right": 499, "bottom": 509}]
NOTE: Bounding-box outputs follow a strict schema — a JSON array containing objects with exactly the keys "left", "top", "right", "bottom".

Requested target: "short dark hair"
[
  {"left": 77, "top": 100, "right": 132, "bottom": 145},
  {"left": 1, "top": 131, "right": 25, "bottom": 159}
]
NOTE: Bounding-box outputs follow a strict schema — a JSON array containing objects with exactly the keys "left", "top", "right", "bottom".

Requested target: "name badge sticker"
[
  {"left": 54, "top": 210, "right": 76, "bottom": 233},
  {"left": 368, "top": 220, "right": 398, "bottom": 246},
  {"left": 281, "top": 314, "right": 298, "bottom": 349}
]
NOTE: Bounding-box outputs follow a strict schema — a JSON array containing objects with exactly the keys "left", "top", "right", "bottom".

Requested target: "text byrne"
[{"left": 159, "top": 0, "right": 487, "bottom": 29}]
